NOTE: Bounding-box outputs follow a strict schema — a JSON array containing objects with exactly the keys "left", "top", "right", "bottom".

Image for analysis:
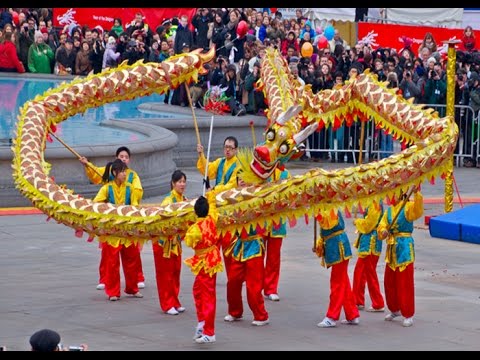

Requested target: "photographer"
[
  {"left": 399, "top": 63, "right": 421, "bottom": 103},
  {"left": 244, "top": 61, "right": 265, "bottom": 114},
  {"left": 424, "top": 63, "right": 447, "bottom": 116},
  {"left": 29, "top": 329, "right": 88, "bottom": 352}
]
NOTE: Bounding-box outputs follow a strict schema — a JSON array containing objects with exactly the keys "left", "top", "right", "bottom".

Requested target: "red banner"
[
  {"left": 357, "top": 22, "right": 467, "bottom": 55},
  {"left": 53, "top": 8, "right": 197, "bottom": 34}
]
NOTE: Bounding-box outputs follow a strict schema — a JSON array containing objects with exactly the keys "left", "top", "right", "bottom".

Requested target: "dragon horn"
[
  {"left": 276, "top": 104, "right": 303, "bottom": 125},
  {"left": 293, "top": 122, "right": 319, "bottom": 144}
]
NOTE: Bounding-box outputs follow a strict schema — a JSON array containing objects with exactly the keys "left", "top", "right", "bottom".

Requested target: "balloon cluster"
[{"left": 302, "top": 24, "right": 337, "bottom": 56}]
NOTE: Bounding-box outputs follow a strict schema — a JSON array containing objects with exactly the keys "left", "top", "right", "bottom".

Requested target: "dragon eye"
[
  {"left": 266, "top": 129, "right": 275, "bottom": 141},
  {"left": 279, "top": 143, "right": 289, "bottom": 154}
]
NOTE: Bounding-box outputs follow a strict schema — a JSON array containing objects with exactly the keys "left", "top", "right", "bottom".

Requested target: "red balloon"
[
  {"left": 317, "top": 35, "right": 329, "bottom": 50},
  {"left": 12, "top": 11, "right": 19, "bottom": 26},
  {"left": 270, "top": 8, "right": 278, "bottom": 13},
  {"left": 236, "top": 20, "right": 248, "bottom": 39}
]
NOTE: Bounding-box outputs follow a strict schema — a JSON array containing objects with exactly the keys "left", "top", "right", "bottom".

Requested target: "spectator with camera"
[
  {"left": 89, "top": 38, "right": 104, "bottom": 74},
  {"left": 29, "top": 329, "right": 88, "bottom": 352},
  {"left": 220, "top": 64, "right": 246, "bottom": 116},
  {"left": 244, "top": 61, "right": 265, "bottom": 115},
  {"left": 399, "top": 62, "right": 422, "bottom": 103},
  {"left": 192, "top": 8, "right": 213, "bottom": 50},
  {"left": 424, "top": 62, "right": 447, "bottom": 116},
  {"left": 209, "top": 56, "right": 227, "bottom": 86},
  {"left": 18, "top": 17, "right": 36, "bottom": 71},
  {"left": 126, "top": 12, "right": 153, "bottom": 47}
]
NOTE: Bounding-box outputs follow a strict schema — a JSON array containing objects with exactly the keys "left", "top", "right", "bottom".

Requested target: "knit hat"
[
  {"left": 34, "top": 30, "right": 43, "bottom": 40},
  {"left": 30, "top": 329, "right": 61, "bottom": 352},
  {"left": 40, "top": 27, "right": 48, "bottom": 34},
  {"left": 108, "top": 36, "right": 116, "bottom": 45},
  {"left": 427, "top": 56, "right": 437, "bottom": 65}
]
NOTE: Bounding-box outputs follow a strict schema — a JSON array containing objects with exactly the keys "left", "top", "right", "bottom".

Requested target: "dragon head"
[{"left": 250, "top": 104, "right": 318, "bottom": 180}]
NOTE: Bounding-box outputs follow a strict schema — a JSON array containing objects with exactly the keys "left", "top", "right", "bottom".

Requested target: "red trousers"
[
  {"left": 384, "top": 263, "right": 414, "bottom": 318},
  {"left": 99, "top": 243, "right": 144, "bottom": 284},
  {"left": 263, "top": 236, "right": 283, "bottom": 296},
  {"left": 352, "top": 255, "right": 385, "bottom": 309},
  {"left": 193, "top": 270, "right": 217, "bottom": 336},
  {"left": 103, "top": 243, "right": 141, "bottom": 298},
  {"left": 325, "top": 259, "right": 359, "bottom": 321},
  {"left": 227, "top": 255, "right": 268, "bottom": 321},
  {"left": 152, "top": 242, "right": 182, "bottom": 312}
]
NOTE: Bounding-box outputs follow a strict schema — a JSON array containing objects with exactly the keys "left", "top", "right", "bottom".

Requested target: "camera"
[{"left": 68, "top": 345, "right": 84, "bottom": 351}]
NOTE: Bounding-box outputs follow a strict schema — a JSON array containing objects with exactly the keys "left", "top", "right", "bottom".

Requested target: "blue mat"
[{"left": 429, "top": 204, "right": 480, "bottom": 244}]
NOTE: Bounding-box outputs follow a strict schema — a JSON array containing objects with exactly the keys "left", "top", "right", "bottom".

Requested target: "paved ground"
[{"left": 1, "top": 161, "right": 480, "bottom": 351}]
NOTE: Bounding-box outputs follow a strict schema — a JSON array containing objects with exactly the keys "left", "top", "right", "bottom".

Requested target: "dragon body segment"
[{"left": 12, "top": 47, "right": 458, "bottom": 245}]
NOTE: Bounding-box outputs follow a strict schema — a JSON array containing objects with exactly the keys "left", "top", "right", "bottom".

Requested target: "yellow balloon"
[{"left": 301, "top": 42, "right": 314, "bottom": 57}]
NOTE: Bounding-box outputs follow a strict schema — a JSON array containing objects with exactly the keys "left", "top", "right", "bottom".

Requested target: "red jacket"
[{"left": 0, "top": 40, "right": 26, "bottom": 73}]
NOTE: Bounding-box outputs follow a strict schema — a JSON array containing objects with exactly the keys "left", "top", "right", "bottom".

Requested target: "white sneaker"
[
  {"left": 195, "top": 334, "right": 216, "bottom": 344},
  {"left": 193, "top": 326, "right": 203, "bottom": 340},
  {"left": 251, "top": 319, "right": 269, "bottom": 326},
  {"left": 137, "top": 282, "right": 145, "bottom": 289},
  {"left": 357, "top": 304, "right": 365, "bottom": 310},
  {"left": 96, "top": 283, "right": 105, "bottom": 290},
  {"left": 366, "top": 306, "right": 385, "bottom": 312},
  {"left": 109, "top": 296, "right": 119, "bottom": 301},
  {"left": 402, "top": 317, "right": 414, "bottom": 327},
  {"left": 166, "top": 307, "right": 179, "bottom": 315},
  {"left": 267, "top": 294, "right": 280, "bottom": 301},
  {"left": 385, "top": 311, "right": 401, "bottom": 321},
  {"left": 341, "top": 317, "right": 360, "bottom": 325},
  {"left": 317, "top": 317, "right": 336, "bottom": 328},
  {"left": 224, "top": 314, "right": 243, "bottom": 322},
  {"left": 176, "top": 306, "right": 186, "bottom": 313}
]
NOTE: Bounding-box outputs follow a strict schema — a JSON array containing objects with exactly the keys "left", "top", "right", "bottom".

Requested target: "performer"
[
  {"left": 184, "top": 192, "right": 223, "bottom": 344},
  {"left": 377, "top": 186, "right": 423, "bottom": 327},
  {"left": 196, "top": 136, "right": 240, "bottom": 279},
  {"left": 152, "top": 170, "right": 187, "bottom": 315},
  {"left": 79, "top": 146, "right": 145, "bottom": 291},
  {"left": 92, "top": 159, "right": 143, "bottom": 301},
  {"left": 315, "top": 210, "right": 360, "bottom": 327},
  {"left": 222, "top": 175, "right": 269, "bottom": 326},
  {"left": 263, "top": 167, "right": 290, "bottom": 302},
  {"left": 352, "top": 202, "right": 385, "bottom": 312}
]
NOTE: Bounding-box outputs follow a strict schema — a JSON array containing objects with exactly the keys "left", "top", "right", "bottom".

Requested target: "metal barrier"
[{"left": 305, "top": 104, "right": 479, "bottom": 167}]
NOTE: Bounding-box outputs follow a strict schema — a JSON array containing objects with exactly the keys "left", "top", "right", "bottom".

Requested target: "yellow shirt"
[
  {"left": 196, "top": 154, "right": 239, "bottom": 193},
  {"left": 85, "top": 163, "right": 143, "bottom": 201},
  {"left": 93, "top": 180, "right": 140, "bottom": 247}
]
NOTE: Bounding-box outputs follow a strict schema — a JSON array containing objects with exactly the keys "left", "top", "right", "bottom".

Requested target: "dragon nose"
[{"left": 254, "top": 146, "right": 271, "bottom": 163}]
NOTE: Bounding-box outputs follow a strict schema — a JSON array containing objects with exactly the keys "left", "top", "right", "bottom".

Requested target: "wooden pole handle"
[{"left": 185, "top": 83, "right": 202, "bottom": 146}]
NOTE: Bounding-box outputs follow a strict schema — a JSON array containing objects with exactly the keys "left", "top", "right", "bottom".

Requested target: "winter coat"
[
  {"left": 0, "top": 40, "right": 25, "bottom": 72},
  {"left": 27, "top": 43, "right": 54, "bottom": 74},
  {"left": 102, "top": 43, "right": 120, "bottom": 69}
]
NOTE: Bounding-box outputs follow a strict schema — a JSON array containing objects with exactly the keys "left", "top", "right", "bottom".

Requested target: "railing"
[{"left": 305, "top": 104, "right": 479, "bottom": 167}]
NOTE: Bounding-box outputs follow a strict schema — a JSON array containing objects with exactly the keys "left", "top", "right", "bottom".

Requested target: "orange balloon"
[{"left": 301, "top": 42, "right": 313, "bottom": 58}]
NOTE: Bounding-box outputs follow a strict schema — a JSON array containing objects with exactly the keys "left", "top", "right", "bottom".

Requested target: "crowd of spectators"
[{"left": 1, "top": 8, "right": 480, "bottom": 164}]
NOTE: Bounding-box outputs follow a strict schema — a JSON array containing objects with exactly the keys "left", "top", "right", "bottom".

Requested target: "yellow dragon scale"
[{"left": 12, "top": 48, "right": 458, "bottom": 244}]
